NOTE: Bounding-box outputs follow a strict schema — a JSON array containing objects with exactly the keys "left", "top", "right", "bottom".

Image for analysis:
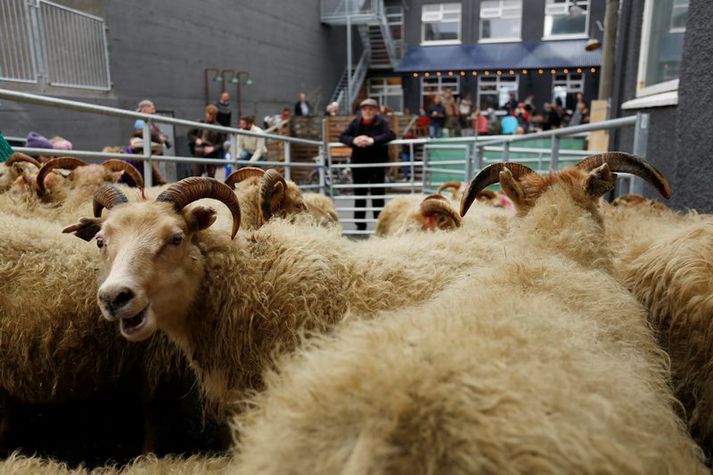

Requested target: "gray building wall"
[
  {"left": 611, "top": 0, "right": 713, "bottom": 211},
  {"left": 0, "top": 0, "right": 346, "bottom": 151}
]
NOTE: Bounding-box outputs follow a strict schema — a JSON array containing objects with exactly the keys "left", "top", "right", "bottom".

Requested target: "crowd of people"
[{"left": 419, "top": 88, "right": 591, "bottom": 138}]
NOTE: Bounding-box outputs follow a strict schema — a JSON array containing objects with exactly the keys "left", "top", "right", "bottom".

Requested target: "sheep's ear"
[
  {"left": 62, "top": 217, "right": 103, "bottom": 241},
  {"left": 499, "top": 168, "right": 526, "bottom": 207},
  {"left": 586, "top": 163, "right": 616, "bottom": 198},
  {"left": 183, "top": 205, "right": 217, "bottom": 233}
]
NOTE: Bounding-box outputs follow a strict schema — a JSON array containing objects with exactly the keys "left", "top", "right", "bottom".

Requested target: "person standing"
[
  {"left": 339, "top": 98, "right": 395, "bottom": 232},
  {"left": 215, "top": 91, "right": 232, "bottom": 127},
  {"left": 236, "top": 116, "right": 267, "bottom": 164},
  {"left": 188, "top": 104, "right": 225, "bottom": 178},
  {"left": 294, "top": 93, "right": 311, "bottom": 116},
  {"left": 442, "top": 88, "right": 460, "bottom": 136},
  {"left": 427, "top": 94, "right": 446, "bottom": 138}
]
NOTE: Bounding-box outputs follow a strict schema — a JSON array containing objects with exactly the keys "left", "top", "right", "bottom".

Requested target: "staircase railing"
[{"left": 375, "top": 1, "right": 398, "bottom": 64}]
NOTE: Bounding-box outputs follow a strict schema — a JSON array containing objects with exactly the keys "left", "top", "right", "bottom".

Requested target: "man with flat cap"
[{"left": 339, "top": 98, "right": 395, "bottom": 233}]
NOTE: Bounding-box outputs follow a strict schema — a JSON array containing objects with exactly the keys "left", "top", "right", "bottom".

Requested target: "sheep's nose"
[{"left": 98, "top": 286, "right": 135, "bottom": 314}]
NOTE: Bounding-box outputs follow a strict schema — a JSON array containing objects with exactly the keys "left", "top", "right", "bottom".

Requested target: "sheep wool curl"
[
  {"left": 603, "top": 201, "right": 713, "bottom": 453},
  {"left": 231, "top": 165, "right": 706, "bottom": 475}
]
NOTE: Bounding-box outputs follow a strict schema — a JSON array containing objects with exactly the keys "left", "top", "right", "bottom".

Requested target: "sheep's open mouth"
[{"left": 120, "top": 306, "right": 148, "bottom": 335}]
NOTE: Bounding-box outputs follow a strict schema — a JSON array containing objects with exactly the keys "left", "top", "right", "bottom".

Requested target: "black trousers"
[{"left": 353, "top": 166, "right": 385, "bottom": 231}]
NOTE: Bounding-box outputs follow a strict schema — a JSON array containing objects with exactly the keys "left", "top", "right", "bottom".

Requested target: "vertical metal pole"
[
  {"left": 502, "top": 141, "right": 510, "bottom": 162},
  {"left": 464, "top": 139, "right": 474, "bottom": 182},
  {"left": 630, "top": 112, "right": 649, "bottom": 195},
  {"left": 409, "top": 142, "right": 415, "bottom": 193},
  {"left": 319, "top": 145, "right": 326, "bottom": 196},
  {"left": 422, "top": 145, "right": 429, "bottom": 193},
  {"left": 322, "top": 118, "right": 332, "bottom": 197},
  {"left": 229, "top": 133, "right": 238, "bottom": 172},
  {"left": 283, "top": 141, "right": 291, "bottom": 181},
  {"left": 142, "top": 121, "right": 153, "bottom": 187},
  {"left": 346, "top": 5, "right": 353, "bottom": 110},
  {"left": 550, "top": 135, "right": 560, "bottom": 170}
]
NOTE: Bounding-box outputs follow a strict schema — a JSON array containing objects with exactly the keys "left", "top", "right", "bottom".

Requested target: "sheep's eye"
[
  {"left": 170, "top": 233, "right": 184, "bottom": 246},
  {"left": 96, "top": 237, "right": 104, "bottom": 248}
]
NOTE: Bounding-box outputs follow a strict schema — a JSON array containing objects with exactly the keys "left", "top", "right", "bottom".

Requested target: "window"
[
  {"left": 368, "top": 77, "right": 404, "bottom": 113},
  {"left": 636, "top": 0, "right": 688, "bottom": 96},
  {"left": 477, "top": 75, "right": 518, "bottom": 110},
  {"left": 480, "top": 0, "right": 522, "bottom": 42},
  {"left": 544, "top": 0, "right": 589, "bottom": 38},
  {"left": 421, "top": 3, "right": 461, "bottom": 44},
  {"left": 420, "top": 76, "right": 460, "bottom": 107},
  {"left": 552, "top": 72, "right": 585, "bottom": 110}
]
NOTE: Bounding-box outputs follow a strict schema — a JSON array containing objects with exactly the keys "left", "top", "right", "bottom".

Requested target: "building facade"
[
  {"left": 0, "top": 0, "right": 346, "bottom": 152},
  {"left": 610, "top": 0, "right": 711, "bottom": 212},
  {"left": 350, "top": 0, "right": 606, "bottom": 116}
]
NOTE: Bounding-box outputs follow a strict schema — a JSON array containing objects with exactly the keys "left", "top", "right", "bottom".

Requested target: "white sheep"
[{"left": 231, "top": 154, "right": 706, "bottom": 474}]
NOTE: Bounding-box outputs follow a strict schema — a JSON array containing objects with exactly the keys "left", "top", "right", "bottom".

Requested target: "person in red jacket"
[{"left": 339, "top": 98, "right": 396, "bottom": 232}]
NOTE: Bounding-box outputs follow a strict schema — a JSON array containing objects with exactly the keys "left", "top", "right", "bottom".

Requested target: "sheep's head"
[
  {"left": 612, "top": 193, "right": 668, "bottom": 211},
  {"left": 226, "top": 167, "right": 306, "bottom": 223},
  {"left": 36, "top": 157, "right": 144, "bottom": 201},
  {"left": 63, "top": 177, "right": 241, "bottom": 342},
  {"left": 418, "top": 194, "right": 461, "bottom": 231},
  {"left": 460, "top": 153, "right": 671, "bottom": 219},
  {"left": 0, "top": 153, "right": 41, "bottom": 192}
]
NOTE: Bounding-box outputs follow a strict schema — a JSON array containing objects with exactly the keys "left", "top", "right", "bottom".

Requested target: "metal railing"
[
  {"left": 0, "top": 0, "right": 111, "bottom": 90},
  {"left": 0, "top": 88, "right": 324, "bottom": 190},
  {"left": 1, "top": 88, "right": 650, "bottom": 236}
]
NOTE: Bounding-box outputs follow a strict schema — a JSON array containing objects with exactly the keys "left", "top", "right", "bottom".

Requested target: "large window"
[
  {"left": 636, "top": 0, "right": 688, "bottom": 96},
  {"left": 477, "top": 75, "right": 518, "bottom": 110},
  {"left": 420, "top": 76, "right": 460, "bottom": 107},
  {"left": 480, "top": 0, "right": 522, "bottom": 42},
  {"left": 368, "top": 77, "right": 403, "bottom": 113},
  {"left": 421, "top": 3, "right": 461, "bottom": 44},
  {"left": 552, "top": 72, "right": 585, "bottom": 110},
  {"left": 544, "top": 0, "right": 589, "bottom": 38}
]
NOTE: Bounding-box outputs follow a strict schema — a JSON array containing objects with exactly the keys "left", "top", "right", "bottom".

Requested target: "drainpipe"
[{"left": 598, "top": 0, "right": 620, "bottom": 113}]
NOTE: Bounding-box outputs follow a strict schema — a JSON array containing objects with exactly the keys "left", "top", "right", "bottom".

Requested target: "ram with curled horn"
[
  {"left": 375, "top": 193, "right": 461, "bottom": 237},
  {"left": 0, "top": 153, "right": 42, "bottom": 193},
  {"left": 460, "top": 152, "right": 671, "bottom": 218}
]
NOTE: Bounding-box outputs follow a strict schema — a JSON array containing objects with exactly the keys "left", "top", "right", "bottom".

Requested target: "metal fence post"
[
  {"left": 283, "top": 141, "right": 291, "bottom": 181},
  {"left": 502, "top": 141, "right": 510, "bottom": 162},
  {"left": 464, "top": 138, "right": 474, "bottom": 182},
  {"left": 550, "top": 135, "right": 560, "bottom": 170},
  {"left": 630, "top": 112, "right": 649, "bottom": 195},
  {"left": 229, "top": 133, "right": 238, "bottom": 173},
  {"left": 409, "top": 142, "right": 415, "bottom": 193},
  {"left": 322, "top": 118, "right": 332, "bottom": 197},
  {"left": 422, "top": 143, "right": 429, "bottom": 193},
  {"left": 319, "top": 145, "right": 326, "bottom": 195},
  {"left": 142, "top": 121, "right": 153, "bottom": 187}
]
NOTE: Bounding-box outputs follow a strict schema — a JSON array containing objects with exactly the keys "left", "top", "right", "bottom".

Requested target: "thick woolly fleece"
[
  {"left": 172, "top": 217, "right": 503, "bottom": 412},
  {"left": 0, "top": 212, "right": 183, "bottom": 403},
  {"left": 603, "top": 202, "right": 713, "bottom": 453},
  {"left": 231, "top": 185, "right": 706, "bottom": 474}
]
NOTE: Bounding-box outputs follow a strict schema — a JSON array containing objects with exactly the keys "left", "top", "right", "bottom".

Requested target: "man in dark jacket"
[
  {"left": 215, "top": 91, "right": 232, "bottom": 127},
  {"left": 339, "top": 98, "right": 396, "bottom": 232}
]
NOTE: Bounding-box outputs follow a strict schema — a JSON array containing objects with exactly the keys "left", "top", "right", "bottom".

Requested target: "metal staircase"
[{"left": 322, "top": 0, "right": 402, "bottom": 112}]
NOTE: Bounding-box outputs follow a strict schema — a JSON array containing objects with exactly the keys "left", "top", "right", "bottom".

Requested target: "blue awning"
[{"left": 395, "top": 40, "right": 601, "bottom": 73}]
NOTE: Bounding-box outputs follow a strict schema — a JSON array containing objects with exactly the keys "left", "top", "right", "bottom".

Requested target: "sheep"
[
  {"left": 0, "top": 453, "right": 232, "bottom": 474},
  {"left": 0, "top": 157, "right": 144, "bottom": 222},
  {"left": 600, "top": 198, "right": 713, "bottom": 454},
  {"left": 230, "top": 153, "right": 706, "bottom": 474},
  {"left": 62, "top": 177, "right": 507, "bottom": 412},
  {"left": 302, "top": 192, "right": 340, "bottom": 226},
  {"left": 437, "top": 180, "right": 512, "bottom": 208},
  {"left": 611, "top": 192, "right": 669, "bottom": 211},
  {"left": 0, "top": 153, "right": 42, "bottom": 193},
  {"left": 375, "top": 193, "right": 461, "bottom": 237},
  {"left": 0, "top": 211, "right": 227, "bottom": 458}
]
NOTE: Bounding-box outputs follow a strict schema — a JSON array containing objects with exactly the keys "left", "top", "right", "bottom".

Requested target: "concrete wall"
[
  {"left": 611, "top": 0, "right": 713, "bottom": 211},
  {"left": 0, "top": 0, "right": 346, "bottom": 151}
]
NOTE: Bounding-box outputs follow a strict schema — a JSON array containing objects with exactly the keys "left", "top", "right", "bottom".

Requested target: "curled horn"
[
  {"left": 476, "top": 189, "right": 497, "bottom": 200},
  {"left": 420, "top": 198, "right": 461, "bottom": 229},
  {"left": 575, "top": 152, "right": 671, "bottom": 199},
  {"left": 102, "top": 160, "right": 145, "bottom": 198},
  {"left": 156, "top": 177, "right": 241, "bottom": 239},
  {"left": 423, "top": 193, "right": 449, "bottom": 202},
  {"left": 259, "top": 169, "right": 287, "bottom": 221},
  {"left": 6, "top": 152, "right": 41, "bottom": 169},
  {"left": 224, "top": 167, "right": 265, "bottom": 190},
  {"left": 93, "top": 184, "right": 129, "bottom": 217},
  {"left": 460, "top": 163, "right": 535, "bottom": 217},
  {"left": 36, "top": 157, "right": 88, "bottom": 197},
  {"left": 436, "top": 181, "right": 462, "bottom": 195}
]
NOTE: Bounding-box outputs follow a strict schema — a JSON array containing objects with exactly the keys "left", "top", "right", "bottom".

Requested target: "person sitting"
[
  {"left": 500, "top": 115, "right": 519, "bottom": 135},
  {"left": 187, "top": 104, "right": 225, "bottom": 178},
  {"left": 236, "top": 116, "right": 267, "bottom": 165}
]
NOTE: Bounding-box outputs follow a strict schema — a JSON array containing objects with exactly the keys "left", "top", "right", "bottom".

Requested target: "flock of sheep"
[{"left": 1, "top": 150, "right": 712, "bottom": 474}]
